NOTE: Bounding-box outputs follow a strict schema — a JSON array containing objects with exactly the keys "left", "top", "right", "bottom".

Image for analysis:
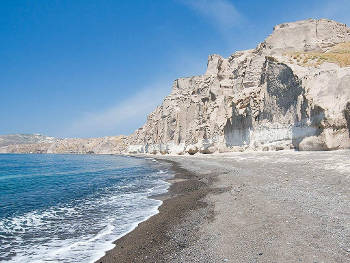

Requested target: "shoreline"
[
  {"left": 97, "top": 151, "right": 350, "bottom": 262},
  {"left": 95, "top": 156, "right": 220, "bottom": 263}
]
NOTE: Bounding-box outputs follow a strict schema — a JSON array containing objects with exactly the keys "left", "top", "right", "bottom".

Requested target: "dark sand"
[
  {"left": 95, "top": 159, "right": 222, "bottom": 263},
  {"left": 97, "top": 151, "right": 350, "bottom": 263}
]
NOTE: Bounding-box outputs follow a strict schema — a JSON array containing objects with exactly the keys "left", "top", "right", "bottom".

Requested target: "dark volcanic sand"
[
  {"left": 97, "top": 151, "right": 350, "bottom": 263},
  {"left": 96, "top": 159, "right": 222, "bottom": 263}
]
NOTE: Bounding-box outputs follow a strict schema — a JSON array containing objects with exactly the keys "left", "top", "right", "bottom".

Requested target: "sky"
[{"left": 1, "top": 0, "right": 350, "bottom": 138}]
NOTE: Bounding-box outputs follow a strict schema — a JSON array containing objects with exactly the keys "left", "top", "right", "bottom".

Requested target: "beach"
[{"left": 97, "top": 150, "right": 350, "bottom": 263}]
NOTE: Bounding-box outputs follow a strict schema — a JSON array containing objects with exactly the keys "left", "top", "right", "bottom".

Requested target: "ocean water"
[{"left": 0, "top": 154, "right": 171, "bottom": 263}]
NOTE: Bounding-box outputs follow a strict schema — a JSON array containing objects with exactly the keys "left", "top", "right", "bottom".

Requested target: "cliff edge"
[{"left": 127, "top": 19, "right": 350, "bottom": 154}]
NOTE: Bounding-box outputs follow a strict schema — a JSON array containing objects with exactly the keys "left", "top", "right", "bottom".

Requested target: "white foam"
[{"left": 1, "top": 168, "right": 171, "bottom": 263}]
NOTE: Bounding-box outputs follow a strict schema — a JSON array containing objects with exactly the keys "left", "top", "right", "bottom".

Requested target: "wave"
[{"left": 0, "top": 168, "right": 171, "bottom": 263}]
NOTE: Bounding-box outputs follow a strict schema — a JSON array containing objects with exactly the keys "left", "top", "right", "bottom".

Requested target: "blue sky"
[{"left": 1, "top": 0, "right": 350, "bottom": 138}]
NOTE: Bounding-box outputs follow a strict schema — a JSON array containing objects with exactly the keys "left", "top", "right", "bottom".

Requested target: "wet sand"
[
  {"left": 97, "top": 150, "right": 350, "bottom": 262},
  {"left": 96, "top": 159, "right": 221, "bottom": 263}
]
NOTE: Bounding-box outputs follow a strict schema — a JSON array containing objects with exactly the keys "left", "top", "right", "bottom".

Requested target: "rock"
[
  {"left": 127, "top": 19, "right": 350, "bottom": 154},
  {"left": 128, "top": 144, "right": 145, "bottom": 154},
  {"left": 199, "top": 140, "right": 217, "bottom": 154},
  {"left": 185, "top": 144, "right": 199, "bottom": 155},
  {"left": 261, "top": 19, "right": 350, "bottom": 54},
  {"left": 262, "top": 146, "right": 269, "bottom": 151}
]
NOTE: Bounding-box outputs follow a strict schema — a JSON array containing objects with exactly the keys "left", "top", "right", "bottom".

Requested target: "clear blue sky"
[{"left": 1, "top": 0, "right": 349, "bottom": 138}]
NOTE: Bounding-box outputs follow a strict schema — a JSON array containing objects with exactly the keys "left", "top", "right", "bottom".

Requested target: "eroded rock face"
[
  {"left": 128, "top": 19, "right": 350, "bottom": 154},
  {"left": 262, "top": 19, "right": 350, "bottom": 54}
]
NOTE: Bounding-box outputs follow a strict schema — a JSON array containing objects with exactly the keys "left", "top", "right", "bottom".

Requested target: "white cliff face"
[
  {"left": 262, "top": 19, "right": 350, "bottom": 54},
  {"left": 128, "top": 19, "right": 350, "bottom": 154}
]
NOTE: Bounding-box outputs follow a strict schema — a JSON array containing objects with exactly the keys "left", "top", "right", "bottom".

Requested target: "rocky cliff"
[
  {"left": 2, "top": 19, "right": 350, "bottom": 155},
  {"left": 127, "top": 19, "right": 350, "bottom": 154}
]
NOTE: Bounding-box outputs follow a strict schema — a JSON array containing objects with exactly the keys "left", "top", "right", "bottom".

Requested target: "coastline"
[
  {"left": 96, "top": 156, "right": 221, "bottom": 263},
  {"left": 97, "top": 150, "right": 350, "bottom": 263}
]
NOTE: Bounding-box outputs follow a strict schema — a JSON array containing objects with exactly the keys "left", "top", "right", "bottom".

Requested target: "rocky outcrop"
[{"left": 127, "top": 19, "right": 350, "bottom": 154}]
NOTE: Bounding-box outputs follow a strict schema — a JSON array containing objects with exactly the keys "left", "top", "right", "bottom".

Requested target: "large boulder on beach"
[{"left": 185, "top": 144, "right": 199, "bottom": 155}]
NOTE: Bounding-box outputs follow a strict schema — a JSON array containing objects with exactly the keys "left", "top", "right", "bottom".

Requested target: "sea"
[{"left": 0, "top": 154, "right": 171, "bottom": 262}]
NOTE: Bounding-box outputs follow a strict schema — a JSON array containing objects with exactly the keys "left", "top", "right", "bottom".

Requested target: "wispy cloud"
[
  {"left": 181, "top": 0, "right": 243, "bottom": 31},
  {"left": 60, "top": 47, "right": 207, "bottom": 138},
  {"left": 64, "top": 81, "right": 172, "bottom": 138}
]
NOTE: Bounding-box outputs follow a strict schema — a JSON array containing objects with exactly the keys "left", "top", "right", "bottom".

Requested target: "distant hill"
[
  {"left": 0, "top": 134, "right": 56, "bottom": 147},
  {"left": 0, "top": 134, "right": 128, "bottom": 154}
]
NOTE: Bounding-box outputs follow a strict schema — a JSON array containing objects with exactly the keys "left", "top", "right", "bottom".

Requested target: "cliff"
[
  {"left": 2, "top": 19, "right": 350, "bottom": 155},
  {"left": 127, "top": 19, "right": 350, "bottom": 154}
]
